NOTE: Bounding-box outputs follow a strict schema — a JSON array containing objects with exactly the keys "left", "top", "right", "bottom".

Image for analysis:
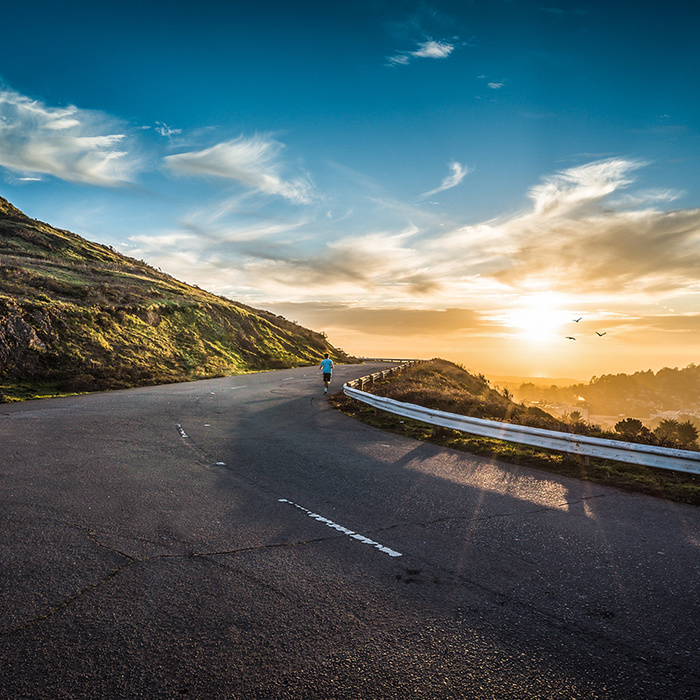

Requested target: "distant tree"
[
  {"left": 614, "top": 418, "right": 645, "bottom": 440},
  {"left": 518, "top": 382, "right": 536, "bottom": 399},
  {"left": 568, "top": 411, "right": 584, "bottom": 424}
]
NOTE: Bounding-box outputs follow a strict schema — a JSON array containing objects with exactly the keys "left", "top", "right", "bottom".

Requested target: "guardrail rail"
[{"left": 343, "top": 362, "right": 700, "bottom": 475}]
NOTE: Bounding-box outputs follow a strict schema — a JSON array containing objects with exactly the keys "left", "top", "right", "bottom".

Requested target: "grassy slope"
[
  {"left": 0, "top": 196, "right": 354, "bottom": 400},
  {"left": 331, "top": 359, "right": 700, "bottom": 505}
]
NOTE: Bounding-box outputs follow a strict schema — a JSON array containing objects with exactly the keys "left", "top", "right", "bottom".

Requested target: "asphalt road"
[{"left": 1, "top": 363, "right": 698, "bottom": 699}]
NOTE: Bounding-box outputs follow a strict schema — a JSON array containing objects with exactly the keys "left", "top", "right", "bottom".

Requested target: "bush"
[{"left": 655, "top": 419, "right": 699, "bottom": 449}]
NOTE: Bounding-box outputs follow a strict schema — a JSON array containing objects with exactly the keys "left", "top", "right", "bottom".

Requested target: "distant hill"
[
  {"left": 487, "top": 374, "right": 585, "bottom": 395},
  {"left": 516, "top": 365, "right": 700, "bottom": 417},
  {"left": 0, "top": 196, "right": 354, "bottom": 401}
]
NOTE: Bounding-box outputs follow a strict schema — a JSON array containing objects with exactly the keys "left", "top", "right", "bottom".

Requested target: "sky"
[{"left": 1, "top": 0, "right": 699, "bottom": 381}]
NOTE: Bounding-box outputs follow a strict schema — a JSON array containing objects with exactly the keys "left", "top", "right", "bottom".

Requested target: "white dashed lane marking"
[{"left": 279, "top": 499, "right": 402, "bottom": 558}]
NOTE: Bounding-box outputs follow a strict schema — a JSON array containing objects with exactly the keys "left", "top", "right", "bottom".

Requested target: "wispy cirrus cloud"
[
  {"left": 0, "top": 88, "right": 141, "bottom": 186},
  {"left": 163, "top": 134, "right": 313, "bottom": 204},
  {"left": 528, "top": 158, "right": 644, "bottom": 216},
  {"left": 387, "top": 39, "right": 456, "bottom": 66},
  {"left": 609, "top": 188, "right": 685, "bottom": 207},
  {"left": 436, "top": 158, "right": 700, "bottom": 297},
  {"left": 419, "top": 161, "right": 472, "bottom": 198},
  {"left": 155, "top": 121, "right": 183, "bottom": 144}
]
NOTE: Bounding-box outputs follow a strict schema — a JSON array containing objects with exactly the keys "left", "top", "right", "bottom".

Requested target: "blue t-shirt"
[{"left": 320, "top": 358, "right": 333, "bottom": 373}]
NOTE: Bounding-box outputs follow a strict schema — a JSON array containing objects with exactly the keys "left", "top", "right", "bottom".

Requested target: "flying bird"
[
  {"left": 573, "top": 318, "right": 582, "bottom": 322},
  {"left": 596, "top": 331, "right": 606, "bottom": 336},
  {"left": 566, "top": 336, "right": 576, "bottom": 340}
]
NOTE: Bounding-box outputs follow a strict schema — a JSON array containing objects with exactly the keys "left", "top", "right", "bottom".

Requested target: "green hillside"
[{"left": 0, "top": 196, "right": 354, "bottom": 401}]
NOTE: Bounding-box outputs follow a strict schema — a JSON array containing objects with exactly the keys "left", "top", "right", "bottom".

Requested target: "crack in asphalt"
[
  {"left": 0, "top": 521, "right": 384, "bottom": 637},
  {"left": 1, "top": 560, "right": 135, "bottom": 637}
]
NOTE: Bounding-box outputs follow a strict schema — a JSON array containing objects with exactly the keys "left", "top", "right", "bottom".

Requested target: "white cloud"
[
  {"left": 440, "top": 159, "right": 700, "bottom": 296},
  {"left": 420, "top": 161, "right": 472, "bottom": 198},
  {"left": 387, "top": 39, "right": 456, "bottom": 66},
  {"left": 488, "top": 82, "right": 504, "bottom": 89},
  {"left": 412, "top": 40, "right": 454, "bottom": 59},
  {"left": 0, "top": 88, "right": 141, "bottom": 186},
  {"left": 163, "top": 134, "right": 313, "bottom": 204},
  {"left": 528, "top": 158, "right": 644, "bottom": 216}
]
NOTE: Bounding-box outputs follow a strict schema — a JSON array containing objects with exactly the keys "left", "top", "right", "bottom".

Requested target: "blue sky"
[{"left": 1, "top": 0, "right": 699, "bottom": 379}]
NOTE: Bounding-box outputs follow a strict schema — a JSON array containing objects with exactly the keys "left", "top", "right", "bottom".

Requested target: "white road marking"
[
  {"left": 176, "top": 424, "right": 188, "bottom": 439},
  {"left": 279, "top": 499, "right": 402, "bottom": 558}
]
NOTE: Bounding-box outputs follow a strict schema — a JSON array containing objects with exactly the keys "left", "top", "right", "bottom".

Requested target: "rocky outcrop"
[{"left": 0, "top": 300, "right": 57, "bottom": 377}]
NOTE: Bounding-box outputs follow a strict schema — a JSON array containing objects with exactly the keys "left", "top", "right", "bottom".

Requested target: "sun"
[{"left": 503, "top": 292, "right": 572, "bottom": 342}]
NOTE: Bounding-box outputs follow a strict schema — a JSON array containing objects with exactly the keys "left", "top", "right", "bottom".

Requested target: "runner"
[{"left": 320, "top": 353, "right": 333, "bottom": 394}]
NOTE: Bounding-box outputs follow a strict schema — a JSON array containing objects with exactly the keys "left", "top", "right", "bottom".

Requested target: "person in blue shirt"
[{"left": 320, "top": 353, "right": 333, "bottom": 393}]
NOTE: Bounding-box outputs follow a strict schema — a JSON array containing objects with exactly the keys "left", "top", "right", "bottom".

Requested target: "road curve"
[{"left": 1, "top": 362, "right": 698, "bottom": 699}]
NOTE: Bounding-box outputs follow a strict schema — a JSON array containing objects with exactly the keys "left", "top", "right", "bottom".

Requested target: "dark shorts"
[{"left": 323, "top": 373, "right": 332, "bottom": 383}]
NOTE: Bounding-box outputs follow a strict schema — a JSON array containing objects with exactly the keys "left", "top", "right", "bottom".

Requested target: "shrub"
[
  {"left": 615, "top": 417, "right": 644, "bottom": 439},
  {"left": 655, "top": 419, "right": 699, "bottom": 449}
]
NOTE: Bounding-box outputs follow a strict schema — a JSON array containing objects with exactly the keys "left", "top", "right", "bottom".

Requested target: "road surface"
[{"left": 1, "top": 363, "right": 698, "bottom": 698}]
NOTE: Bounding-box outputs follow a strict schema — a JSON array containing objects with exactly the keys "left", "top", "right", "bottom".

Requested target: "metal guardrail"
[
  {"left": 359, "top": 357, "right": 424, "bottom": 364},
  {"left": 343, "top": 370, "right": 700, "bottom": 475},
  {"left": 349, "top": 360, "right": 422, "bottom": 390}
]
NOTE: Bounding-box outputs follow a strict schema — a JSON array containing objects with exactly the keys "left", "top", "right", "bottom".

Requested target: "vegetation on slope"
[
  {"left": 0, "top": 196, "right": 354, "bottom": 401},
  {"left": 331, "top": 359, "right": 700, "bottom": 505}
]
